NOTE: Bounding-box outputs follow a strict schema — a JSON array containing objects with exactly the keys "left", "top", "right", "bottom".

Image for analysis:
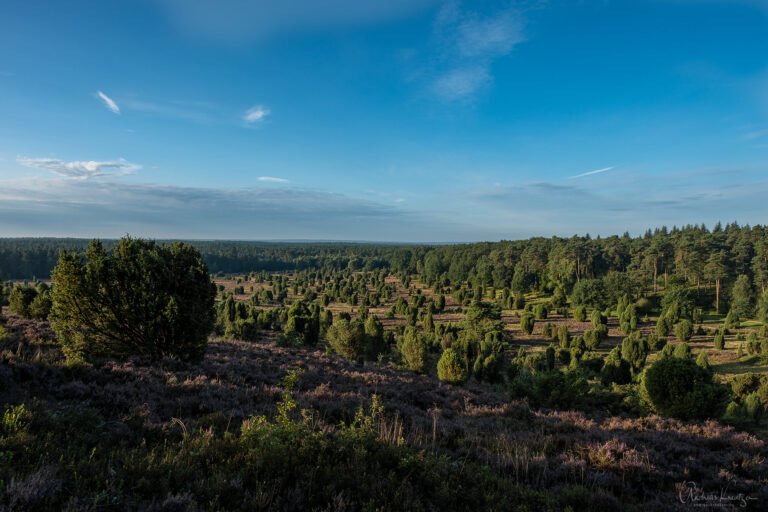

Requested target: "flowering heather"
[{"left": 1, "top": 314, "right": 767, "bottom": 510}]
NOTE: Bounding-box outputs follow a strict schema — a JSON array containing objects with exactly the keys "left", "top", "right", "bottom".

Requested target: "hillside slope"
[{"left": 1, "top": 315, "right": 766, "bottom": 510}]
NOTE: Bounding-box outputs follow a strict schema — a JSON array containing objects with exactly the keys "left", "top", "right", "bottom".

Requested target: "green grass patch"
[{"left": 713, "top": 355, "right": 768, "bottom": 376}]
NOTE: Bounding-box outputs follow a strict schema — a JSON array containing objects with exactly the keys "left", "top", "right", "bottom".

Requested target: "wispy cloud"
[
  {"left": 569, "top": 166, "right": 615, "bottom": 179},
  {"left": 17, "top": 156, "right": 140, "bottom": 179},
  {"left": 454, "top": 7, "right": 525, "bottom": 58},
  {"left": 744, "top": 128, "right": 768, "bottom": 140},
  {"left": 433, "top": 66, "right": 491, "bottom": 101},
  {"left": 97, "top": 91, "right": 120, "bottom": 114},
  {"left": 430, "top": 2, "right": 526, "bottom": 100},
  {"left": 243, "top": 105, "right": 270, "bottom": 124},
  {"left": 122, "top": 98, "right": 215, "bottom": 123},
  {"left": 257, "top": 176, "right": 288, "bottom": 183}
]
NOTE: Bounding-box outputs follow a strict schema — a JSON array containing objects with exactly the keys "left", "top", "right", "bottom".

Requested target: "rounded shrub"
[
  {"left": 437, "top": 348, "right": 467, "bottom": 384},
  {"left": 673, "top": 342, "right": 692, "bottom": 359},
  {"left": 674, "top": 319, "right": 694, "bottom": 343},
  {"left": 640, "top": 356, "right": 730, "bottom": 420},
  {"left": 326, "top": 318, "right": 366, "bottom": 360}
]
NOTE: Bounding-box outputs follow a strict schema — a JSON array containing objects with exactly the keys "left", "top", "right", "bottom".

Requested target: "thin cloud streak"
[
  {"left": 466, "top": 167, "right": 768, "bottom": 239},
  {"left": 97, "top": 91, "right": 120, "bottom": 114},
  {"left": 122, "top": 98, "right": 215, "bottom": 123},
  {"left": 257, "top": 176, "right": 289, "bottom": 183},
  {"left": 569, "top": 166, "right": 615, "bottom": 179},
  {"left": 17, "top": 156, "right": 140, "bottom": 179}
]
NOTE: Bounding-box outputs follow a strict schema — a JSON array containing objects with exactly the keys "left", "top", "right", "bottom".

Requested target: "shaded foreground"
[{"left": 1, "top": 315, "right": 767, "bottom": 510}]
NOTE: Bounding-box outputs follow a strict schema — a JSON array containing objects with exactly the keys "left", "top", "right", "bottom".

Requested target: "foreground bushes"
[
  {"left": 1, "top": 318, "right": 766, "bottom": 511},
  {"left": 0, "top": 382, "right": 564, "bottom": 511}
]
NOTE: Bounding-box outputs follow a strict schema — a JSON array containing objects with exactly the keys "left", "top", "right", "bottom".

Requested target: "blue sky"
[{"left": 1, "top": 0, "right": 767, "bottom": 241}]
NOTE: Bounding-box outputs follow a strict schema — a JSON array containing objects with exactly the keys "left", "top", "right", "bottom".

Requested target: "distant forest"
[{"left": 2, "top": 223, "right": 767, "bottom": 301}]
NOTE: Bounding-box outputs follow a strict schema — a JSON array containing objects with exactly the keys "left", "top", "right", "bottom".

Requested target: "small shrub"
[
  {"left": 673, "top": 342, "right": 692, "bottom": 359},
  {"left": 730, "top": 373, "right": 761, "bottom": 401},
  {"left": 621, "top": 333, "right": 650, "bottom": 373},
  {"left": 619, "top": 304, "right": 638, "bottom": 334},
  {"left": 695, "top": 351, "right": 710, "bottom": 370},
  {"left": 437, "top": 348, "right": 467, "bottom": 384},
  {"left": 8, "top": 286, "right": 37, "bottom": 318},
  {"left": 648, "top": 333, "right": 666, "bottom": 351},
  {"left": 601, "top": 347, "right": 631, "bottom": 385},
  {"left": 520, "top": 314, "right": 535, "bottom": 335},
  {"left": 590, "top": 310, "right": 607, "bottom": 328},
  {"left": 655, "top": 316, "right": 670, "bottom": 338},
  {"left": 584, "top": 330, "right": 601, "bottom": 351},
  {"left": 713, "top": 332, "right": 725, "bottom": 350},
  {"left": 472, "top": 338, "right": 504, "bottom": 382},
  {"left": 674, "top": 320, "right": 693, "bottom": 343},
  {"left": 399, "top": 326, "right": 428, "bottom": 373},
  {"left": 326, "top": 318, "right": 366, "bottom": 360},
  {"left": 744, "top": 392, "right": 764, "bottom": 425}
]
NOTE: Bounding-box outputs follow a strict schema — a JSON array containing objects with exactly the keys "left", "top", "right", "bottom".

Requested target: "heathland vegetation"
[{"left": 2, "top": 223, "right": 768, "bottom": 509}]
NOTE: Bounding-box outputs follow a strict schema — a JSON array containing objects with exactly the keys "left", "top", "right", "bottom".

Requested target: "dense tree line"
[
  {"left": 3, "top": 223, "right": 768, "bottom": 304},
  {"left": 0, "top": 239, "right": 426, "bottom": 279}
]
